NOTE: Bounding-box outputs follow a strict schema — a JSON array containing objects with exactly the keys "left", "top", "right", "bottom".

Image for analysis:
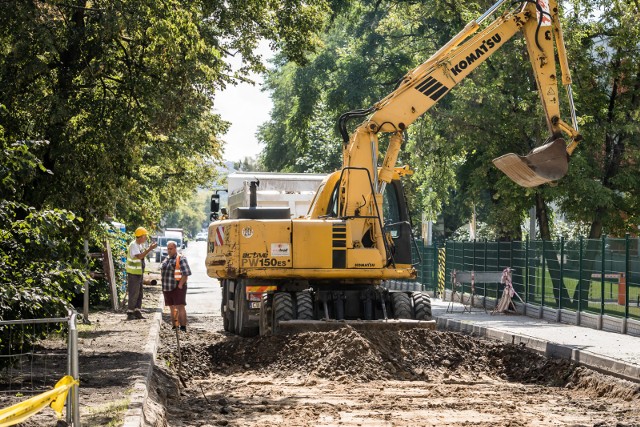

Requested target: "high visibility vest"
[
  {"left": 174, "top": 256, "right": 182, "bottom": 281},
  {"left": 125, "top": 240, "right": 143, "bottom": 275}
]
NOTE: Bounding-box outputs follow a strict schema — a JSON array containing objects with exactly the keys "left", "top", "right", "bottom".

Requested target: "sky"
[{"left": 214, "top": 41, "right": 275, "bottom": 163}]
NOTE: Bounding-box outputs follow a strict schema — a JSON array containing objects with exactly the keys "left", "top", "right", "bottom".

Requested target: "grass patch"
[{"left": 84, "top": 395, "right": 131, "bottom": 427}]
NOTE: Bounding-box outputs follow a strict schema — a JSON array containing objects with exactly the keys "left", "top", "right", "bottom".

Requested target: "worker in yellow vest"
[
  {"left": 161, "top": 240, "right": 192, "bottom": 331},
  {"left": 126, "top": 227, "right": 158, "bottom": 320}
]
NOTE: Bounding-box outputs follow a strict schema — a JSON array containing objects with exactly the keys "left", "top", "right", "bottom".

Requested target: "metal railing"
[{"left": 0, "top": 310, "right": 80, "bottom": 425}]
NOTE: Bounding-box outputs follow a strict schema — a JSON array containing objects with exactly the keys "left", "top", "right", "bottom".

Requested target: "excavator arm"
[
  {"left": 333, "top": 0, "right": 582, "bottom": 265},
  {"left": 340, "top": 0, "right": 581, "bottom": 199}
]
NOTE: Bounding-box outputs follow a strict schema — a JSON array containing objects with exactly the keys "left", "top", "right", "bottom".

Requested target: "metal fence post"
[
  {"left": 67, "top": 311, "right": 80, "bottom": 426},
  {"left": 541, "top": 239, "right": 546, "bottom": 308},
  {"left": 625, "top": 233, "right": 630, "bottom": 318},
  {"left": 472, "top": 239, "right": 476, "bottom": 271},
  {"left": 601, "top": 235, "right": 606, "bottom": 316},
  {"left": 433, "top": 242, "right": 438, "bottom": 292},
  {"left": 462, "top": 241, "right": 466, "bottom": 272},
  {"left": 483, "top": 240, "right": 488, "bottom": 303},
  {"left": 559, "top": 237, "right": 564, "bottom": 311},
  {"left": 525, "top": 236, "right": 529, "bottom": 305},
  {"left": 578, "top": 236, "right": 583, "bottom": 312}
]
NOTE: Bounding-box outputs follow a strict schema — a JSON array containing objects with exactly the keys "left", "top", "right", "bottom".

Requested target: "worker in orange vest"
[{"left": 161, "top": 240, "right": 192, "bottom": 331}]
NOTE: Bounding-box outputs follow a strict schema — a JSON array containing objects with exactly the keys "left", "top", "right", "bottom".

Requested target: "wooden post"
[
  {"left": 103, "top": 238, "right": 120, "bottom": 310},
  {"left": 83, "top": 239, "right": 90, "bottom": 323}
]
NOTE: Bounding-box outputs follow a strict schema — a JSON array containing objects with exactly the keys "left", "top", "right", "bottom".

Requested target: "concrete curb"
[
  {"left": 122, "top": 296, "right": 163, "bottom": 427},
  {"left": 435, "top": 317, "right": 640, "bottom": 384}
]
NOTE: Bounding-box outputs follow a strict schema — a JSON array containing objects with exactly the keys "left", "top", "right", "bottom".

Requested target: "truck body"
[
  {"left": 226, "top": 172, "right": 327, "bottom": 219},
  {"left": 207, "top": 0, "right": 582, "bottom": 336}
]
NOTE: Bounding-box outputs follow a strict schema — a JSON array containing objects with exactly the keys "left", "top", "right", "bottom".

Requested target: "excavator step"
[{"left": 277, "top": 319, "right": 436, "bottom": 333}]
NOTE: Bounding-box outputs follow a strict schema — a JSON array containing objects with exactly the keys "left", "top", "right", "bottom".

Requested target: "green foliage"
[
  {"left": 0, "top": 200, "right": 85, "bottom": 321},
  {"left": 233, "top": 156, "right": 263, "bottom": 172},
  {"left": 556, "top": 0, "right": 640, "bottom": 237},
  {"left": 0, "top": 199, "right": 87, "bottom": 369},
  {"left": 0, "top": 134, "right": 85, "bottom": 365},
  {"left": 0, "top": 0, "right": 330, "bottom": 230},
  {"left": 163, "top": 191, "right": 210, "bottom": 238}
]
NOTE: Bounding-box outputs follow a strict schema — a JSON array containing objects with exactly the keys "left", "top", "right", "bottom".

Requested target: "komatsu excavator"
[{"left": 207, "top": 0, "right": 582, "bottom": 336}]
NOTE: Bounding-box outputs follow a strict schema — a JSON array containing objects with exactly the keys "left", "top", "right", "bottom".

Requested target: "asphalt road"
[{"left": 181, "top": 240, "right": 221, "bottom": 317}]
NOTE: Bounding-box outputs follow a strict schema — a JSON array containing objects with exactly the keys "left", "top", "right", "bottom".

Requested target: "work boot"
[
  {"left": 126, "top": 312, "right": 136, "bottom": 321},
  {"left": 179, "top": 326, "right": 187, "bottom": 333},
  {"left": 134, "top": 310, "right": 145, "bottom": 320}
]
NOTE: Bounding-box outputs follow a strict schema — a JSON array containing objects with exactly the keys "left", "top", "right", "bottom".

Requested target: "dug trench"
[{"left": 146, "top": 316, "right": 640, "bottom": 427}]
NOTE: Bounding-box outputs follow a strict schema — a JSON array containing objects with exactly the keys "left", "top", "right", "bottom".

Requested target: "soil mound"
[{"left": 173, "top": 327, "right": 576, "bottom": 384}]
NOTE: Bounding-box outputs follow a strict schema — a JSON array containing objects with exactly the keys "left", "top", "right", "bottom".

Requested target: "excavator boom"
[{"left": 349, "top": 0, "right": 581, "bottom": 188}]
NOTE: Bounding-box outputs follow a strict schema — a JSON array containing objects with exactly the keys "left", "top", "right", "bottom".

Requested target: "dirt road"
[{"left": 149, "top": 314, "right": 640, "bottom": 427}]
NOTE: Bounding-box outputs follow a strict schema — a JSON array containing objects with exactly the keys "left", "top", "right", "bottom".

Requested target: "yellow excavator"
[{"left": 206, "top": 0, "right": 582, "bottom": 336}]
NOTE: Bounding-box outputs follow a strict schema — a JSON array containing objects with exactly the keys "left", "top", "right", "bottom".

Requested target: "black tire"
[
  {"left": 235, "top": 281, "right": 259, "bottom": 337},
  {"left": 412, "top": 292, "right": 432, "bottom": 321},
  {"left": 155, "top": 252, "right": 160, "bottom": 263},
  {"left": 295, "top": 291, "right": 314, "bottom": 320},
  {"left": 222, "top": 281, "right": 235, "bottom": 333},
  {"left": 391, "top": 292, "right": 412, "bottom": 319},
  {"left": 273, "top": 292, "right": 294, "bottom": 334},
  {"left": 259, "top": 293, "right": 273, "bottom": 336}
]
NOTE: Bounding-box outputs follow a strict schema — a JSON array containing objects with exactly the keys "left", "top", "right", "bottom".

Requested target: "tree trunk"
[{"left": 536, "top": 193, "right": 573, "bottom": 308}]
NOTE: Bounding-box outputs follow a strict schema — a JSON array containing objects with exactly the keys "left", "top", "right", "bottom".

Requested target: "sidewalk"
[{"left": 432, "top": 296, "right": 640, "bottom": 383}]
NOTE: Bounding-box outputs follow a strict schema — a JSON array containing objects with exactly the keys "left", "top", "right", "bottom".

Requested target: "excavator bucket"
[{"left": 492, "top": 138, "right": 569, "bottom": 188}]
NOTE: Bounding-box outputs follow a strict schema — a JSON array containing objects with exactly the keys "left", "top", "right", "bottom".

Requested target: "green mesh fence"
[
  {"left": 441, "top": 237, "right": 640, "bottom": 321},
  {"left": 388, "top": 240, "right": 439, "bottom": 292}
]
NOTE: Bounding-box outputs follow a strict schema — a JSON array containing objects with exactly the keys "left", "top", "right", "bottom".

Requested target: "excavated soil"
[
  {"left": 150, "top": 316, "right": 640, "bottom": 427},
  {"left": 4, "top": 276, "right": 638, "bottom": 426}
]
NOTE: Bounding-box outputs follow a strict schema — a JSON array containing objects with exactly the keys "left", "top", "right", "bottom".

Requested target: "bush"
[{"left": 0, "top": 201, "right": 88, "bottom": 368}]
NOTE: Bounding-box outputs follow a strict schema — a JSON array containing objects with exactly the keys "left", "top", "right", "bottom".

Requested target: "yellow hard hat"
[{"left": 134, "top": 227, "right": 148, "bottom": 237}]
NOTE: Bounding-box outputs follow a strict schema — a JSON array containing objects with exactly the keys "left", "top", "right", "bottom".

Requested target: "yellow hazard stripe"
[
  {"left": 438, "top": 248, "right": 446, "bottom": 297},
  {"left": 245, "top": 286, "right": 278, "bottom": 293},
  {"left": 0, "top": 375, "right": 78, "bottom": 427}
]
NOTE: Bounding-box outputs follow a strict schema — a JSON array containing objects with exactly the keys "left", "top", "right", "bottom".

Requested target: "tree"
[
  {"left": 233, "top": 156, "right": 263, "bottom": 172},
  {"left": 163, "top": 190, "right": 210, "bottom": 237},
  {"left": 0, "top": 0, "right": 330, "bottom": 231},
  {"left": 555, "top": 1, "right": 640, "bottom": 239},
  {"left": 0, "top": 0, "right": 332, "bottom": 323}
]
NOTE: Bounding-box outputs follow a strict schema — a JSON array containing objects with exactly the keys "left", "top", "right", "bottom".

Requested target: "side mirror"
[{"left": 210, "top": 194, "right": 220, "bottom": 213}]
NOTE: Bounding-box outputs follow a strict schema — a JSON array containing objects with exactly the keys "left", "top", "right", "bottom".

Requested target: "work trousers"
[{"left": 127, "top": 273, "right": 144, "bottom": 312}]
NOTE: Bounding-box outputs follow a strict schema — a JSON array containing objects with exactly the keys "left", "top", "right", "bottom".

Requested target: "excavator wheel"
[
  {"left": 390, "top": 292, "right": 412, "bottom": 319},
  {"left": 295, "top": 291, "right": 314, "bottom": 320},
  {"left": 412, "top": 292, "right": 432, "bottom": 321},
  {"left": 492, "top": 138, "right": 569, "bottom": 187},
  {"left": 272, "top": 292, "right": 294, "bottom": 334},
  {"left": 235, "top": 281, "right": 259, "bottom": 337}
]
